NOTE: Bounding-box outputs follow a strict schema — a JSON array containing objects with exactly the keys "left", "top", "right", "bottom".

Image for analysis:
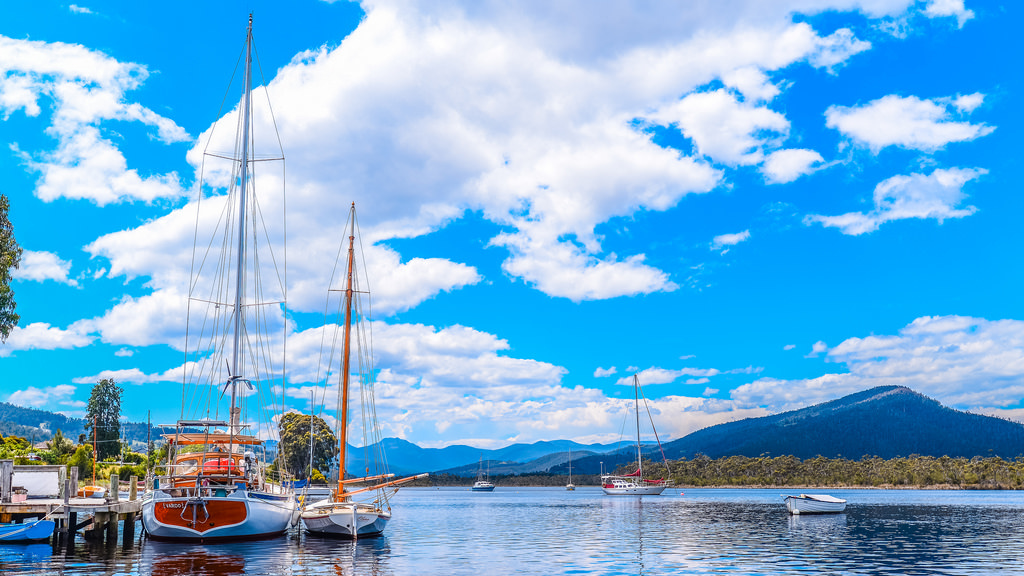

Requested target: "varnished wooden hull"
[{"left": 142, "top": 487, "right": 295, "bottom": 542}]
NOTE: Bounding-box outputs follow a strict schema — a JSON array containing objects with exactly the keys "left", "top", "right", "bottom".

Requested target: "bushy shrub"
[
  {"left": 115, "top": 464, "right": 145, "bottom": 482},
  {"left": 67, "top": 446, "right": 93, "bottom": 480}
]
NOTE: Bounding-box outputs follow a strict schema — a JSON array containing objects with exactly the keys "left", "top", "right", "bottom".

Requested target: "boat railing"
[{"left": 154, "top": 483, "right": 243, "bottom": 499}]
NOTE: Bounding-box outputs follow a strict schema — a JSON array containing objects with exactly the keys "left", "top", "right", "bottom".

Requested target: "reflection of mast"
[
  {"left": 636, "top": 497, "right": 645, "bottom": 575},
  {"left": 335, "top": 206, "right": 356, "bottom": 501}
]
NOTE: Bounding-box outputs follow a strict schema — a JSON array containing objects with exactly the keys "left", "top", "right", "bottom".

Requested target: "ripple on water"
[{"left": 5, "top": 488, "right": 1024, "bottom": 575}]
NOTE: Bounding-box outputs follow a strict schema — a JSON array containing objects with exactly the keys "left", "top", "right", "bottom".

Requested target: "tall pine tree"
[
  {"left": 85, "top": 379, "right": 122, "bottom": 460},
  {"left": 0, "top": 194, "right": 22, "bottom": 343}
]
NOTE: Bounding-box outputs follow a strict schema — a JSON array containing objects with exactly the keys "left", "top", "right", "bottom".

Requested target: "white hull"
[
  {"left": 602, "top": 475, "right": 666, "bottom": 495},
  {"left": 142, "top": 487, "right": 295, "bottom": 542},
  {"left": 784, "top": 494, "right": 846, "bottom": 514},
  {"left": 602, "top": 485, "right": 666, "bottom": 495},
  {"left": 301, "top": 502, "right": 390, "bottom": 538},
  {"left": 472, "top": 481, "right": 495, "bottom": 492}
]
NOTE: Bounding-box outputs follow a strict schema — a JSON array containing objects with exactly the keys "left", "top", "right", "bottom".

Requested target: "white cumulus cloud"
[
  {"left": 762, "top": 149, "right": 825, "bottom": 184},
  {"left": 805, "top": 167, "right": 985, "bottom": 235},
  {"left": 0, "top": 322, "right": 94, "bottom": 357},
  {"left": 826, "top": 94, "right": 994, "bottom": 152},
  {"left": 733, "top": 315, "right": 1024, "bottom": 414},
  {"left": 11, "top": 250, "right": 77, "bottom": 286},
  {"left": 0, "top": 35, "right": 190, "bottom": 205}
]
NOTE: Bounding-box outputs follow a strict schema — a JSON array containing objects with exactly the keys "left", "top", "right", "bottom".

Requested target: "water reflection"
[
  {"left": 300, "top": 533, "right": 391, "bottom": 576},
  {"left": 4, "top": 490, "right": 1024, "bottom": 575},
  {"left": 147, "top": 548, "right": 245, "bottom": 576},
  {"left": 0, "top": 543, "right": 51, "bottom": 566},
  {"left": 786, "top": 511, "right": 848, "bottom": 535}
]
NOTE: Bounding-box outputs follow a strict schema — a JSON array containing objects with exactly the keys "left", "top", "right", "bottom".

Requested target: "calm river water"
[{"left": 3, "top": 487, "right": 1024, "bottom": 575}]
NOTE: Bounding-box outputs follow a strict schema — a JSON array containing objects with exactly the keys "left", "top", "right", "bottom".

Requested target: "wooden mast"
[{"left": 336, "top": 203, "right": 356, "bottom": 502}]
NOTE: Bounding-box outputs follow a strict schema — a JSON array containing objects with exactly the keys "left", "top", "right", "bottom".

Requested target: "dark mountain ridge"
[{"left": 662, "top": 385, "right": 1024, "bottom": 461}]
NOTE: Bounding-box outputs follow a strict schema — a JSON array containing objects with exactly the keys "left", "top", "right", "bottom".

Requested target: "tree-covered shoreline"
[{"left": 407, "top": 454, "right": 1024, "bottom": 490}]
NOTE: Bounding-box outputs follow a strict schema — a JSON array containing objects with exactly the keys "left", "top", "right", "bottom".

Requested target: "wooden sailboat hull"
[
  {"left": 141, "top": 487, "right": 295, "bottom": 542},
  {"left": 300, "top": 503, "right": 390, "bottom": 537}
]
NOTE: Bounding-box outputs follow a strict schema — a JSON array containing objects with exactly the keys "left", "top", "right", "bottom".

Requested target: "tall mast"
[
  {"left": 229, "top": 13, "right": 254, "bottom": 434},
  {"left": 336, "top": 203, "right": 356, "bottom": 501},
  {"left": 634, "top": 373, "right": 642, "bottom": 480}
]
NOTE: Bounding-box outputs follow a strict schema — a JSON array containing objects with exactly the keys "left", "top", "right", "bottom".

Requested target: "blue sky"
[{"left": 2, "top": 0, "right": 1021, "bottom": 449}]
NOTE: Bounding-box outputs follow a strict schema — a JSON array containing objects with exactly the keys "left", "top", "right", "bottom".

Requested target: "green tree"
[
  {"left": 277, "top": 412, "right": 338, "bottom": 480},
  {"left": 85, "top": 378, "right": 122, "bottom": 460},
  {"left": 49, "top": 429, "right": 73, "bottom": 461},
  {"left": 0, "top": 194, "right": 22, "bottom": 343},
  {"left": 68, "top": 445, "right": 93, "bottom": 480}
]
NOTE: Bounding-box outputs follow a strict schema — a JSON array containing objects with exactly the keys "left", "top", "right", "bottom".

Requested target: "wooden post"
[
  {"left": 59, "top": 477, "right": 71, "bottom": 545},
  {"left": 129, "top": 475, "right": 138, "bottom": 501},
  {"left": 66, "top": 510, "right": 77, "bottom": 550},
  {"left": 105, "top": 511, "right": 117, "bottom": 544},
  {"left": 109, "top": 474, "right": 119, "bottom": 503},
  {"left": 70, "top": 466, "right": 79, "bottom": 497},
  {"left": 0, "top": 460, "right": 12, "bottom": 503},
  {"left": 87, "top": 512, "right": 104, "bottom": 543},
  {"left": 122, "top": 512, "right": 135, "bottom": 546}
]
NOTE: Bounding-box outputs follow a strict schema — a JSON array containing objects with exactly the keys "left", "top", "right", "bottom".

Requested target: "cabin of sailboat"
[
  {"left": 601, "top": 374, "right": 671, "bottom": 496},
  {"left": 141, "top": 15, "right": 295, "bottom": 542},
  {"left": 300, "top": 203, "right": 426, "bottom": 538}
]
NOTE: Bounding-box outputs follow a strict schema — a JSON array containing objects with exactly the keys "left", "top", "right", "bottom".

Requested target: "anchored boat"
[
  {"left": 601, "top": 374, "right": 670, "bottom": 496},
  {"left": 472, "top": 456, "right": 495, "bottom": 492},
  {"left": 566, "top": 448, "right": 575, "bottom": 491},
  {"left": 0, "top": 519, "right": 55, "bottom": 542},
  {"left": 783, "top": 494, "right": 847, "bottom": 514},
  {"left": 141, "top": 14, "right": 295, "bottom": 542},
  {"left": 299, "top": 204, "right": 426, "bottom": 538}
]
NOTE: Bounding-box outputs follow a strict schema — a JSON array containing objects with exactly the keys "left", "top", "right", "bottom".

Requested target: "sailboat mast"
[
  {"left": 634, "top": 373, "right": 642, "bottom": 480},
  {"left": 336, "top": 204, "right": 356, "bottom": 499},
  {"left": 229, "top": 14, "right": 255, "bottom": 433}
]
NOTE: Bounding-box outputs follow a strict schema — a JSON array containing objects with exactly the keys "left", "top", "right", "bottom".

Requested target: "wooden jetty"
[{"left": 0, "top": 460, "right": 143, "bottom": 547}]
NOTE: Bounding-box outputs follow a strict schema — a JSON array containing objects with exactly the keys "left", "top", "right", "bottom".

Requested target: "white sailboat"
[
  {"left": 566, "top": 448, "right": 575, "bottom": 491},
  {"left": 142, "top": 15, "right": 296, "bottom": 541},
  {"left": 472, "top": 455, "right": 495, "bottom": 491},
  {"left": 601, "top": 374, "right": 670, "bottom": 496},
  {"left": 300, "top": 203, "right": 426, "bottom": 538}
]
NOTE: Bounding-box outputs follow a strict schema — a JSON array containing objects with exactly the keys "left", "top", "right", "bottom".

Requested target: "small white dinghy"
[{"left": 783, "top": 494, "right": 846, "bottom": 514}]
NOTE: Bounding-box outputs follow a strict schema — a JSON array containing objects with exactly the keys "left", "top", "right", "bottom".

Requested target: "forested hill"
[
  {"left": 0, "top": 402, "right": 170, "bottom": 446},
  {"left": 0, "top": 402, "right": 84, "bottom": 441},
  {"left": 662, "top": 386, "right": 1024, "bottom": 460}
]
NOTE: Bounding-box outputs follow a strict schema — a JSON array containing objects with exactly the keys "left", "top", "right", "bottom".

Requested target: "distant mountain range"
[
  {"left": 355, "top": 386, "right": 1024, "bottom": 475},
  {"left": 6, "top": 386, "right": 1024, "bottom": 474},
  {"left": 660, "top": 385, "right": 1024, "bottom": 461}
]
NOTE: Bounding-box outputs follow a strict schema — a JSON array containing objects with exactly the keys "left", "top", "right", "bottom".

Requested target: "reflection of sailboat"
[
  {"left": 141, "top": 14, "right": 295, "bottom": 542},
  {"left": 149, "top": 549, "right": 247, "bottom": 576},
  {"left": 602, "top": 374, "right": 669, "bottom": 496},
  {"left": 300, "top": 204, "right": 426, "bottom": 538},
  {"left": 472, "top": 455, "right": 495, "bottom": 491},
  {"left": 566, "top": 448, "right": 575, "bottom": 491}
]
